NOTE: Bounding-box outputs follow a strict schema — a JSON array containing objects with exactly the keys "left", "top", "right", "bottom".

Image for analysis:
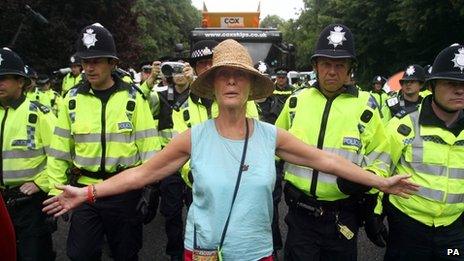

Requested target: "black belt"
[
  {"left": 68, "top": 166, "right": 125, "bottom": 186},
  {"left": 1, "top": 186, "right": 35, "bottom": 207},
  {"left": 284, "top": 183, "right": 357, "bottom": 217}
]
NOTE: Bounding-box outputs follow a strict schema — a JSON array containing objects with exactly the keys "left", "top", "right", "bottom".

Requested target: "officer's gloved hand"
[
  {"left": 336, "top": 177, "right": 371, "bottom": 195},
  {"left": 364, "top": 213, "right": 387, "bottom": 247}
]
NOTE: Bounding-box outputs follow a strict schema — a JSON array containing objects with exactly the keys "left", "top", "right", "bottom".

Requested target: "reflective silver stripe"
[
  {"left": 160, "top": 130, "right": 175, "bottom": 139},
  {"left": 47, "top": 147, "right": 73, "bottom": 161},
  {"left": 365, "top": 151, "right": 391, "bottom": 166},
  {"left": 284, "top": 163, "right": 337, "bottom": 184},
  {"left": 74, "top": 134, "right": 100, "bottom": 143},
  {"left": 171, "top": 131, "right": 180, "bottom": 138},
  {"left": 3, "top": 148, "right": 44, "bottom": 159},
  {"left": 3, "top": 160, "right": 46, "bottom": 179},
  {"left": 446, "top": 193, "right": 464, "bottom": 204},
  {"left": 400, "top": 156, "right": 464, "bottom": 180},
  {"left": 284, "top": 163, "right": 311, "bottom": 178},
  {"left": 54, "top": 127, "right": 71, "bottom": 138},
  {"left": 449, "top": 168, "right": 464, "bottom": 179},
  {"left": 140, "top": 150, "right": 157, "bottom": 161},
  {"left": 74, "top": 131, "right": 158, "bottom": 143},
  {"left": 318, "top": 172, "right": 338, "bottom": 183},
  {"left": 74, "top": 154, "right": 139, "bottom": 167},
  {"left": 409, "top": 111, "right": 423, "bottom": 162},
  {"left": 416, "top": 186, "right": 444, "bottom": 202},
  {"left": 324, "top": 147, "right": 363, "bottom": 165},
  {"left": 135, "top": 129, "right": 159, "bottom": 139},
  {"left": 399, "top": 157, "right": 446, "bottom": 177}
]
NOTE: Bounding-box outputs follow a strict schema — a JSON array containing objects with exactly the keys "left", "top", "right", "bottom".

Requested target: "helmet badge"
[
  {"left": 70, "top": 56, "right": 75, "bottom": 63},
  {"left": 376, "top": 76, "right": 381, "bottom": 81},
  {"left": 202, "top": 47, "right": 212, "bottom": 56},
  {"left": 452, "top": 47, "right": 464, "bottom": 72},
  {"left": 257, "top": 61, "right": 267, "bottom": 74},
  {"left": 406, "top": 65, "right": 415, "bottom": 76},
  {"left": 82, "top": 28, "right": 98, "bottom": 49},
  {"left": 0, "top": 54, "right": 3, "bottom": 66},
  {"left": 327, "top": 26, "right": 346, "bottom": 48}
]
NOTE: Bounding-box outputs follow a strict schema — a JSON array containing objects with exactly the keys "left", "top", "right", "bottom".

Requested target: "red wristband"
[{"left": 87, "top": 185, "right": 96, "bottom": 204}]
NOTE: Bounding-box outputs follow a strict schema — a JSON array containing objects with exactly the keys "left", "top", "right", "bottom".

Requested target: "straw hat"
[{"left": 190, "top": 39, "right": 274, "bottom": 100}]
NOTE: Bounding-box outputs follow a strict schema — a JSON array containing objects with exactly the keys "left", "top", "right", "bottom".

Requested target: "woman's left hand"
[{"left": 377, "top": 175, "right": 420, "bottom": 198}]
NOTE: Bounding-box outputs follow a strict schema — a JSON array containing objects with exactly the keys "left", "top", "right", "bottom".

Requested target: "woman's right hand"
[{"left": 42, "top": 185, "right": 87, "bottom": 217}]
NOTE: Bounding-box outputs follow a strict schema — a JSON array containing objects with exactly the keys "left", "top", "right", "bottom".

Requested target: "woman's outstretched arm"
[
  {"left": 275, "top": 128, "right": 419, "bottom": 196},
  {"left": 43, "top": 130, "right": 192, "bottom": 217}
]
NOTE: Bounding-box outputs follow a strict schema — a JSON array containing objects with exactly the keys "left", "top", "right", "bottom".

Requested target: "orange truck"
[{"left": 190, "top": 4, "right": 295, "bottom": 72}]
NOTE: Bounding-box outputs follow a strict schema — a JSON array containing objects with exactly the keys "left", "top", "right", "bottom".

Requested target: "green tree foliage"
[
  {"left": 260, "top": 15, "right": 285, "bottom": 29},
  {"left": 0, "top": 0, "right": 200, "bottom": 73},
  {"left": 280, "top": 0, "right": 464, "bottom": 85},
  {"left": 0, "top": 0, "right": 141, "bottom": 72},
  {"left": 133, "top": 0, "right": 201, "bottom": 64}
]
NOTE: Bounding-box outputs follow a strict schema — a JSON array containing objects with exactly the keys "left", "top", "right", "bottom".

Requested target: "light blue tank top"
[{"left": 185, "top": 119, "right": 277, "bottom": 260}]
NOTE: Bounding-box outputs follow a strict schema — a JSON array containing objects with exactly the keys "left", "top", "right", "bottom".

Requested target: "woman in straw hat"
[{"left": 44, "top": 40, "right": 418, "bottom": 260}]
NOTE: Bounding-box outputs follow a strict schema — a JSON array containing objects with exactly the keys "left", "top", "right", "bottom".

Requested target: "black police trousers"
[
  {"left": 67, "top": 190, "right": 142, "bottom": 261},
  {"left": 160, "top": 174, "right": 186, "bottom": 258},
  {"left": 284, "top": 203, "right": 359, "bottom": 261},
  {"left": 7, "top": 191, "right": 55, "bottom": 261},
  {"left": 385, "top": 202, "right": 464, "bottom": 261}
]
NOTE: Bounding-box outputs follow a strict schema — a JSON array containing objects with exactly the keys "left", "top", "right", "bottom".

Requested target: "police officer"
[
  {"left": 365, "top": 44, "right": 464, "bottom": 260},
  {"left": 255, "top": 67, "right": 293, "bottom": 257},
  {"left": 386, "top": 64, "right": 425, "bottom": 117},
  {"left": 34, "top": 74, "right": 62, "bottom": 116},
  {"left": 140, "top": 57, "right": 192, "bottom": 261},
  {"left": 370, "top": 75, "right": 391, "bottom": 124},
  {"left": 61, "top": 55, "right": 83, "bottom": 96},
  {"left": 276, "top": 24, "right": 387, "bottom": 260},
  {"left": 258, "top": 68, "right": 293, "bottom": 124},
  {"left": 0, "top": 48, "right": 56, "bottom": 260},
  {"left": 47, "top": 23, "right": 160, "bottom": 261}
]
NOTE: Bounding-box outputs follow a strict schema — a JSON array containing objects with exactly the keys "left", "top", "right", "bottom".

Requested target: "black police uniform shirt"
[{"left": 258, "top": 83, "right": 293, "bottom": 124}]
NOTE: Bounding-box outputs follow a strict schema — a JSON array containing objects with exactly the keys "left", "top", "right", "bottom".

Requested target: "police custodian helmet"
[
  {"left": 372, "top": 75, "right": 386, "bottom": 85},
  {"left": 311, "top": 24, "right": 356, "bottom": 62},
  {"left": 0, "top": 48, "right": 31, "bottom": 86},
  {"left": 400, "top": 64, "right": 425, "bottom": 84},
  {"left": 189, "top": 40, "right": 218, "bottom": 67},
  {"left": 75, "top": 23, "right": 118, "bottom": 60},
  {"left": 427, "top": 44, "right": 464, "bottom": 83}
]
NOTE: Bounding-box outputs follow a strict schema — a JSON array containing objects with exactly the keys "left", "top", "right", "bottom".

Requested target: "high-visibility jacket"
[
  {"left": 0, "top": 96, "right": 56, "bottom": 192},
  {"left": 275, "top": 84, "right": 387, "bottom": 201},
  {"left": 366, "top": 97, "right": 464, "bottom": 226},
  {"left": 27, "top": 88, "right": 62, "bottom": 117},
  {"left": 61, "top": 73, "right": 82, "bottom": 96},
  {"left": 419, "top": 89, "right": 432, "bottom": 98},
  {"left": 370, "top": 91, "right": 391, "bottom": 125},
  {"left": 172, "top": 93, "right": 260, "bottom": 187},
  {"left": 47, "top": 76, "right": 161, "bottom": 195}
]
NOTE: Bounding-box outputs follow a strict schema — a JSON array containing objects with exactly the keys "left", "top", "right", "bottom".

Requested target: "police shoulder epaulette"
[
  {"left": 394, "top": 105, "right": 419, "bottom": 119},
  {"left": 292, "top": 85, "right": 309, "bottom": 94},
  {"left": 386, "top": 97, "right": 399, "bottom": 108},
  {"left": 30, "top": 100, "right": 50, "bottom": 114},
  {"left": 367, "top": 95, "right": 378, "bottom": 110},
  {"left": 130, "top": 84, "right": 147, "bottom": 100}
]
